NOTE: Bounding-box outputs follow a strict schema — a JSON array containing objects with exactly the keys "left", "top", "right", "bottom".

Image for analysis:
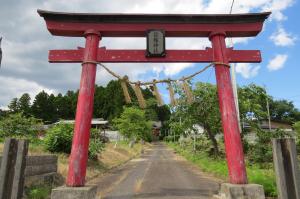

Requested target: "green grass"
[
  {"left": 167, "top": 142, "right": 277, "bottom": 197},
  {"left": 26, "top": 185, "right": 51, "bottom": 199}
]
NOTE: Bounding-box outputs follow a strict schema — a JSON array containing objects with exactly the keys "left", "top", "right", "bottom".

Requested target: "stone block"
[
  {"left": 215, "top": 183, "right": 265, "bottom": 199},
  {"left": 51, "top": 185, "right": 97, "bottom": 199}
]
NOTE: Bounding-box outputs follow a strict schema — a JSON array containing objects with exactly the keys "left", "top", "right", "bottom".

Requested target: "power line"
[
  {"left": 0, "top": 37, "right": 2, "bottom": 68},
  {"left": 230, "top": 0, "right": 235, "bottom": 14}
]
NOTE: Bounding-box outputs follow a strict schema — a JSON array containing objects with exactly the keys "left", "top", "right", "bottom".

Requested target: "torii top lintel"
[
  {"left": 38, "top": 10, "right": 270, "bottom": 37},
  {"left": 38, "top": 10, "right": 270, "bottom": 63}
]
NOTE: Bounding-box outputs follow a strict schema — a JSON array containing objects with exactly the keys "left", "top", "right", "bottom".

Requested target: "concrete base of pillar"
[
  {"left": 51, "top": 185, "right": 97, "bottom": 199},
  {"left": 213, "top": 183, "right": 265, "bottom": 199}
]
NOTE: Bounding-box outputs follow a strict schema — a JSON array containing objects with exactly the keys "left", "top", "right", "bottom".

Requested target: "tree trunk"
[{"left": 204, "top": 124, "right": 219, "bottom": 156}]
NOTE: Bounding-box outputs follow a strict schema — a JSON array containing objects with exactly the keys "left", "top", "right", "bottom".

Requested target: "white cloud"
[
  {"left": 235, "top": 63, "right": 260, "bottom": 79},
  {"left": 0, "top": 0, "right": 296, "bottom": 106},
  {"left": 162, "top": 63, "right": 194, "bottom": 76},
  {"left": 262, "top": 0, "right": 295, "bottom": 21},
  {"left": 267, "top": 54, "right": 288, "bottom": 71},
  {"left": 270, "top": 27, "right": 296, "bottom": 46},
  {"left": 0, "top": 76, "right": 55, "bottom": 107}
]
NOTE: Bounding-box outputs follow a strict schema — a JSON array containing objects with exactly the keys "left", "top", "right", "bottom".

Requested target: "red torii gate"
[{"left": 38, "top": 10, "right": 270, "bottom": 187}]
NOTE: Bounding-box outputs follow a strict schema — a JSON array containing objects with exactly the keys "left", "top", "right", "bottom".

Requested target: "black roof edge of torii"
[{"left": 37, "top": 9, "right": 271, "bottom": 24}]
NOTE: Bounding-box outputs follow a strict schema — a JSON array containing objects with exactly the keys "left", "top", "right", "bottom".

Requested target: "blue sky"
[
  {"left": 0, "top": 0, "right": 299, "bottom": 109},
  {"left": 234, "top": 1, "right": 300, "bottom": 108}
]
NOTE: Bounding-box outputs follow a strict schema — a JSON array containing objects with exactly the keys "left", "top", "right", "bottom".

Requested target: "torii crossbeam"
[
  {"left": 38, "top": 10, "right": 270, "bottom": 187},
  {"left": 49, "top": 47, "right": 261, "bottom": 63}
]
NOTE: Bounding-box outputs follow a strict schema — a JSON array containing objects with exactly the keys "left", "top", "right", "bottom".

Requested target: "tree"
[
  {"left": 238, "top": 84, "right": 269, "bottom": 122},
  {"left": 238, "top": 84, "right": 300, "bottom": 124},
  {"left": 94, "top": 80, "right": 125, "bottom": 120},
  {"left": 18, "top": 93, "right": 31, "bottom": 116},
  {"left": 269, "top": 99, "right": 300, "bottom": 123},
  {"left": 169, "top": 82, "right": 221, "bottom": 156},
  {"left": 8, "top": 98, "right": 19, "bottom": 113},
  {"left": 293, "top": 121, "right": 300, "bottom": 148},
  {"left": 294, "top": 121, "right": 300, "bottom": 134},
  {"left": 31, "top": 91, "right": 58, "bottom": 123},
  {"left": 0, "top": 113, "right": 42, "bottom": 137},
  {"left": 190, "top": 82, "right": 221, "bottom": 155},
  {"left": 113, "top": 107, "right": 152, "bottom": 141}
]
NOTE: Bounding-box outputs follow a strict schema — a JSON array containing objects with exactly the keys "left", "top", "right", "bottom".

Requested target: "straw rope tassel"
[
  {"left": 152, "top": 80, "right": 164, "bottom": 106},
  {"left": 182, "top": 80, "right": 194, "bottom": 104},
  {"left": 133, "top": 82, "right": 146, "bottom": 109},
  {"left": 120, "top": 76, "right": 131, "bottom": 104},
  {"left": 167, "top": 81, "right": 177, "bottom": 106}
]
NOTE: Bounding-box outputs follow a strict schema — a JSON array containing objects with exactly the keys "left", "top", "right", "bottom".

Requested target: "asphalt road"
[{"left": 97, "top": 142, "right": 220, "bottom": 199}]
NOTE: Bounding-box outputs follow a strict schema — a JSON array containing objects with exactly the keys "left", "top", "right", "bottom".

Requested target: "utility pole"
[
  {"left": 193, "top": 132, "right": 196, "bottom": 151},
  {"left": 173, "top": 129, "right": 175, "bottom": 142},
  {"left": 0, "top": 37, "right": 2, "bottom": 68},
  {"left": 231, "top": 64, "right": 242, "bottom": 133},
  {"left": 228, "top": 0, "right": 242, "bottom": 133},
  {"left": 264, "top": 85, "right": 272, "bottom": 131}
]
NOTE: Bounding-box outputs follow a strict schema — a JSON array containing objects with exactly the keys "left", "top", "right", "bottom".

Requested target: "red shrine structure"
[{"left": 38, "top": 10, "right": 270, "bottom": 187}]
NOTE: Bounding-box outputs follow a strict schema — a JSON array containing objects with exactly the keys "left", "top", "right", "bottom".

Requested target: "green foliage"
[
  {"left": 294, "top": 121, "right": 300, "bottom": 134},
  {"left": 293, "top": 121, "right": 300, "bottom": 148},
  {"left": 44, "top": 123, "right": 73, "bottom": 153},
  {"left": 163, "top": 135, "right": 174, "bottom": 142},
  {"left": 167, "top": 142, "right": 277, "bottom": 197},
  {"left": 44, "top": 123, "right": 105, "bottom": 158},
  {"left": 248, "top": 125, "right": 290, "bottom": 166},
  {"left": 238, "top": 84, "right": 269, "bottom": 121},
  {"left": 0, "top": 113, "right": 42, "bottom": 138},
  {"left": 8, "top": 98, "right": 19, "bottom": 113},
  {"left": 26, "top": 185, "right": 51, "bottom": 199},
  {"left": 238, "top": 84, "right": 300, "bottom": 124},
  {"left": 270, "top": 99, "right": 300, "bottom": 123},
  {"left": 169, "top": 82, "right": 221, "bottom": 155},
  {"left": 88, "top": 139, "right": 105, "bottom": 160},
  {"left": 31, "top": 91, "right": 58, "bottom": 124},
  {"left": 5, "top": 80, "right": 171, "bottom": 127},
  {"left": 93, "top": 81, "right": 125, "bottom": 121},
  {"left": 113, "top": 107, "right": 152, "bottom": 141},
  {"left": 54, "top": 92, "right": 78, "bottom": 120},
  {"left": 18, "top": 93, "right": 31, "bottom": 117}
]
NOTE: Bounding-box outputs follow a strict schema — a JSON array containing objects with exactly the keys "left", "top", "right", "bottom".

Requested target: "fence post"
[
  {"left": 0, "top": 138, "right": 28, "bottom": 199},
  {"left": 272, "top": 138, "right": 300, "bottom": 199}
]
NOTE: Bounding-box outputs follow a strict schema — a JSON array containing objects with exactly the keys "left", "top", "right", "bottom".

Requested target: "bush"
[
  {"left": 113, "top": 107, "right": 152, "bottom": 142},
  {"left": 44, "top": 124, "right": 105, "bottom": 158},
  {"left": 248, "top": 127, "right": 291, "bottom": 166},
  {"left": 163, "top": 135, "right": 173, "bottom": 142},
  {"left": 0, "top": 113, "right": 42, "bottom": 138},
  {"left": 88, "top": 139, "right": 105, "bottom": 160},
  {"left": 25, "top": 185, "right": 51, "bottom": 199},
  {"left": 44, "top": 124, "right": 73, "bottom": 153}
]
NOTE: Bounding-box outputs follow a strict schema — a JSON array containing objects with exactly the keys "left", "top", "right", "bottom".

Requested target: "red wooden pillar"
[
  {"left": 210, "top": 32, "right": 248, "bottom": 184},
  {"left": 66, "top": 30, "right": 100, "bottom": 187}
]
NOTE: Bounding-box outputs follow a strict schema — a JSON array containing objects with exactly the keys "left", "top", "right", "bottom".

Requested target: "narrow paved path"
[{"left": 96, "top": 142, "right": 220, "bottom": 199}]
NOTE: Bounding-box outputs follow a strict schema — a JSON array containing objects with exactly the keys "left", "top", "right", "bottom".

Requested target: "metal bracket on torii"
[{"left": 38, "top": 9, "right": 270, "bottom": 187}]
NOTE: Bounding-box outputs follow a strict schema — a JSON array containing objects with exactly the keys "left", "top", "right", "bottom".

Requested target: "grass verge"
[
  {"left": 0, "top": 140, "right": 149, "bottom": 198},
  {"left": 167, "top": 142, "right": 277, "bottom": 197},
  {"left": 25, "top": 185, "right": 52, "bottom": 199}
]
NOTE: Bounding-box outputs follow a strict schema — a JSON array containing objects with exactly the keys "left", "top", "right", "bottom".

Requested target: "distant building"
[
  {"left": 152, "top": 121, "right": 162, "bottom": 141},
  {"left": 243, "top": 120, "right": 294, "bottom": 143},
  {"left": 243, "top": 120, "right": 293, "bottom": 132},
  {"left": 55, "top": 118, "right": 109, "bottom": 129}
]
